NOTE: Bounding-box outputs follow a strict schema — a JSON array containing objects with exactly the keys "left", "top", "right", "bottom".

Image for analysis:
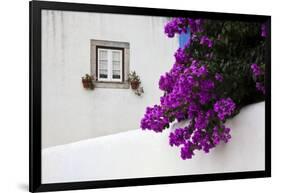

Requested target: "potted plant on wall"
[
  {"left": 128, "top": 71, "right": 144, "bottom": 96},
  {"left": 128, "top": 71, "right": 141, "bottom": 89},
  {"left": 82, "top": 74, "right": 95, "bottom": 90}
]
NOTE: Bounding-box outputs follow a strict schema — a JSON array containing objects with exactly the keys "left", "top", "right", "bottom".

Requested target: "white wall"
[
  {"left": 42, "top": 102, "right": 265, "bottom": 183},
  {"left": 42, "top": 10, "right": 178, "bottom": 148}
]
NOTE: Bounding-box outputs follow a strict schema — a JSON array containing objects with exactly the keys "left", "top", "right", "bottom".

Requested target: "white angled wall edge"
[{"left": 42, "top": 102, "right": 265, "bottom": 184}]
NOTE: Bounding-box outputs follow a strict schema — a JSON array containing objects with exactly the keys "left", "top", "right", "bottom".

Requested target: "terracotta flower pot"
[
  {"left": 131, "top": 81, "right": 140, "bottom": 90},
  {"left": 82, "top": 78, "right": 88, "bottom": 88},
  {"left": 82, "top": 75, "right": 95, "bottom": 90}
]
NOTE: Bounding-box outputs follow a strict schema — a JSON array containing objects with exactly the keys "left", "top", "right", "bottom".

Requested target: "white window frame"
[
  {"left": 91, "top": 39, "right": 130, "bottom": 89},
  {"left": 97, "top": 48, "right": 123, "bottom": 82}
]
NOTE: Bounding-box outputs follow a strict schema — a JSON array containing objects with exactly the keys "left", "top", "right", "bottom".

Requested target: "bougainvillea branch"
[{"left": 141, "top": 18, "right": 266, "bottom": 159}]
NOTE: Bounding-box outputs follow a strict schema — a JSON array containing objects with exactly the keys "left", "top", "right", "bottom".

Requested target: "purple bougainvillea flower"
[
  {"left": 164, "top": 18, "right": 189, "bottom": 38},
  {"left": 250, "top": 63, "right": 265, "bottom": 95},
  {"left": 215, "top": 73, "right": 223, "bottom": 82},
  {"left": 261, "top": 23, "right": 267, "bottom": 37},
  {"left": 251, "top": 63, "right": 263, "bottom": 77},
  {"left": 180, "top": 141, "right": 195, "bottom": 159},
  {"left": 174, "top": 48, "right": 189, "bottom": 64},
  {"left": 256, "top": 82, "right": 265, "bottom": 94},
  {"left": 140, "top": 105, "right": 169, "bottom": 133},
  {"left": 188, "top": 18, "right": 204, "bottom": 33},
  {"left": 213, "top": 98, "right": 236, "bottom": 121},
  {"left": 141, "top": 17, "right": 257, "bottom": 160},
  {"left": 200, "top": 35, "right": 213, "bottom": 48},
  {"left": 169, "top": 127, "right": 191, "bottom": 147}
]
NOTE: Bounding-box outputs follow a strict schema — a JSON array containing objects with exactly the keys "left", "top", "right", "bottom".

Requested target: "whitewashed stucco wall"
[
  {"left": 42, "top": 102, "right": 265, "bottom": 183},
  {"left": 42, "top": 10, "right": 178, "bottom": 148}
]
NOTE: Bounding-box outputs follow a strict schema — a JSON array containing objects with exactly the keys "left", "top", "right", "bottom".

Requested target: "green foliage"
[
  {"left": 128, "top": 71, "right": 141, "bottom": 83},
  {"left": 186, "top": 20, "right": 265, "bottom": 109}
]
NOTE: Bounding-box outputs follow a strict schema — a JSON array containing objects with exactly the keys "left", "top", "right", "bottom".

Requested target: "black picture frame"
[{"left": 29, "top": 1, "right": 271, "bottom": 192}]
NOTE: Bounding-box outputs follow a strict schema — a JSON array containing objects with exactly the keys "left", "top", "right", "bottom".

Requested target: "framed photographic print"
[{"left": 29, "top": 0, "right": 271, "bottom": 192}]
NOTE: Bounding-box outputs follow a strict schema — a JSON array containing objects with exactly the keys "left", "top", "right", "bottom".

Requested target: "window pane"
[
  {"left": 112, "top": 51, "right": 121, "bottom": 80},
  {"left": 112, "top": 61, "right": 120, "bottom": 70},
  {"left": 99, "top": 60, "right": 108, "bottom": 69},
  {"left": 112, "top": 70, "right": 121, "bottom": 79},
  {"left": 98, "top": 49, "right": 108, "bottom": 80},
  {"left": 99, "top": 69, "right": 108, "bottom": 78},
  {"left": 112, "top": 51, "right": 120, "bottom": 61},
  {"left": 112, "top": 75, "right": 120, "bottom": 79},
  {"left": 99, "top": 50, "right": 108, "bottom": 60}
]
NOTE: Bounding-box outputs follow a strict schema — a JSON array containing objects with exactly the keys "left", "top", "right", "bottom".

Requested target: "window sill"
[{"left": 93, "top": 81, "right": 130, "bottom": 89}]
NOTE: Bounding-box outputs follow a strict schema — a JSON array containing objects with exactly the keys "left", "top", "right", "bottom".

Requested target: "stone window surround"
[{"left": 91, "top": 39, "right": 130, "bottom": 89}]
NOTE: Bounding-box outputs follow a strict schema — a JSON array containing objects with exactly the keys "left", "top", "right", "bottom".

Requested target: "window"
[
  {"left": 91, "top": 40, "right": 130, "bottom": 89},
  {"left": 97, "top": 48, "right": 123, "bottom": 82}
]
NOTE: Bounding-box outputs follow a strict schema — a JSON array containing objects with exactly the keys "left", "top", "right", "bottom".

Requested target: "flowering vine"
[
  {"left": 140, "top": 17, "right": 266, "bottom": 159},
  {"left": 251, "top": 63, "right": 265, "bottom": 94}
]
